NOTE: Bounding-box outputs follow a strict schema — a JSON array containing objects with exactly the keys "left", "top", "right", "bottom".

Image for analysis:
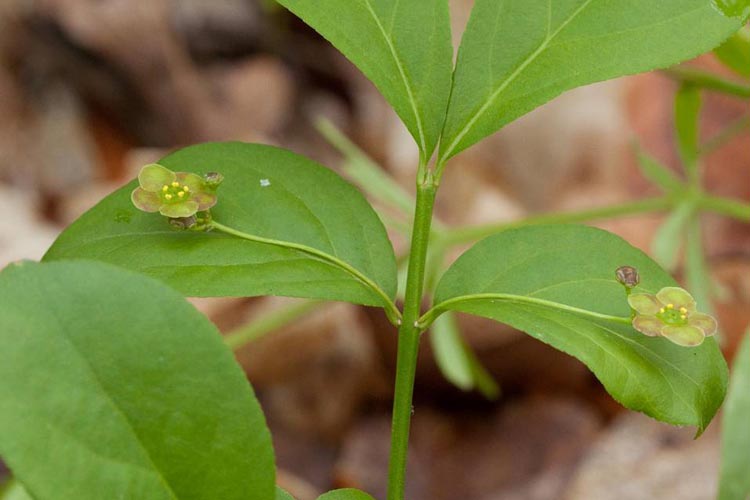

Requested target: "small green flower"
[
  {"left": 131, "top": 164, "right": 218, "bottom": 218},
  {"left": 628, "top": 287, "right": 718, "bottom": 347}
]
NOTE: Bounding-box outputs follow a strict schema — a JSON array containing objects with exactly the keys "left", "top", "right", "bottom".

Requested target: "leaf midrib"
[
  {"left": 427, "top": 292, "right": 630, "bottom": 326},
  {"left": 45, "top": 286, "right": 180, "bottom": 500},
  {"left": 539, "top": 307, "right": 701, "bottom": 425},
  {"left": 439, "top": 0, "right": 596, "bottom": 163},
  {"left": 49, "top": 226, "right": 396, "bottom": 311},
  {"left": 361, "top": 0, "right": 427, "bottom": 155},
  {"left": 442, "top": 297, "right": 708, "bottom": 426}
]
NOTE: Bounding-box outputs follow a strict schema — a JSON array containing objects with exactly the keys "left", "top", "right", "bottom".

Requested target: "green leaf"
[
  {"left": 276, "top": 487, "right": 295, "bottom": 500},
  {"left": 719, "top": 333, "right": 750, "bottom": 500},
  {"left": 276, "top": 0, "right": 453, "bottom": 160},
  {"left": 714, "top": 26, "right": 750, "bottom": 77},
  {"left": 0, "top": 481, "right": 32, "bottom": 500},
  {"left": 675, "top": 84, "right": 702, "bottom": 181},
  {"left": 317, "top": 489, "right": 375, "bottom": 500},
  {"left": 439, "top": 0, "right": 741, "bottom": 163},
  {"left": 431, "top": 225, "right": 727, "bottom": 432},
  {"left": 651, "top": 202, "right": 694, "bottom": 271},
  {"left": 430, "top": 312, "right": 500, "bottom": 399},
  {"left": 0, "top": 260, "right": 275, "bottom": 500},
  {"left": 44, "top": 143, "right": 398, "bottom": 313},
  {"left": 634, "top": 146, "right": 684, "bottom": 193}
]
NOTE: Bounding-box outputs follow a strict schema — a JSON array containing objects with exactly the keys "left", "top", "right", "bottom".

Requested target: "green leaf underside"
[
  {"left": 0, "top": 261, "right": 275, "bottom": 500},
  {"left": 430, "top": 312, "right": 499, "bottom": 399},
  {"left": 635, "top": 148, "right": 683, "bottom": 193},
  {"left": 719, "top": 334, "right": 750, "bottom": 500},
  {"left": 439, "top": 0, "right": 741, "bottom": 163},
  {"left": 317, "top": 489, "right": 376, "bottom": 500},
  {"left": 652, "top": 202, "right": 693, "bottom": 271},
  {"left": 43, "top": 142, "right": 397, "bottom": 309},
  {"left": 276, "top": 0, "right": 453, "bottom": 160},
  {"left": 675, "top": 84, "right": 702, "bottom": 176},
  {"left": 685, "top": 218, "right": 716, "bottom": 322},
  {"left": 714, "top": 26, "right": 750, "bottom": 77},
  {"left": 276, "top": 487, "right": 295, "bottom": 500},
  {"left": 0, "top": 481, "right": 31, "bottom": 500},
  {"left": 433, "top": 225, "right": 727, "bottom": 431}
]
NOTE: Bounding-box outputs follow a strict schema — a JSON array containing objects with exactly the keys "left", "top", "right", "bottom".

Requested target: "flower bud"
[
  {"left": 203, "top": 172, "right": 224, "bottom": 189},
  {"left": 169, "top": 215, "right": 197, "bottom": 230},
  {"left": 615, "top": 266, "right": 640, "bottom": 288}
]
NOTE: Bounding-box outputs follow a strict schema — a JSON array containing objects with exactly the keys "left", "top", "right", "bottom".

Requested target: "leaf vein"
[
  {"left": 440, "top": 0, "right": 596, "bottom": 162},
  {"left": 361, "top": 0, "right": 427, "bottom": 155}
]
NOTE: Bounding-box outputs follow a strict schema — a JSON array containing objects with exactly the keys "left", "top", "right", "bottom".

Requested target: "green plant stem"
[
  {"left": 440, "top": 197, "right": 672, "bottom": 246},
  {"left": 209, "top": 220, "right": 402, "bottom": 325},
  {"left": 662, "top": 67, "right": 750, "bottom": 98},
  {"left": 699, "top": 195, "right": 750, "bottom": 221},
  {"left": 417, "top": 293, "right": 632, "bottom": 330},
  {"left": 387, "top": 177, "right": 437, "bottom": 500},
  {"left": 224, "top": 299, "right": 322, "bottom": 350}
]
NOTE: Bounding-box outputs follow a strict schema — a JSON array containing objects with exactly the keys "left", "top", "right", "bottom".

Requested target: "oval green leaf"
[
  {"left": 276, "top": 0, "right": 453, "bottom": 160},
  {"left": 432, "top": 225, "right": 727, "bottom": 432},
  {"left": 44, "top": 142, "right": 398, "bottom": 312},
  {"left": 439, "top": 0, "right": 742, "bottom": 163},
  {"left": 318, "top": 489, "right": 376, "bottom": 500},
  {"left": 0, "top": 260, "right": 275, "bottom": 500},
  {"left": 719, "top": 333, "right": 750, "bottom": 500}
]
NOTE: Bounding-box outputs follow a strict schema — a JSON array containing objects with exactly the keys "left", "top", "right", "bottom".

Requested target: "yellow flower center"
[
  {"left": 160, "top": 183, "right": 192, "bottom": 204},
  {"left": 658, "top": 303, "right": 689, "bottom": 326}
]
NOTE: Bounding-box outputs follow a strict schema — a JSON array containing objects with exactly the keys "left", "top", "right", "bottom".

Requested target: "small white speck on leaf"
[{"left": 260, "top": 179, "right": 271, "bottom": 187}]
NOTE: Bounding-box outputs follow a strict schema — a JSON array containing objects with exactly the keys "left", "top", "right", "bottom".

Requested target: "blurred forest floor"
[{"left": 0, "top": 1, "right": 749, "bottom": 499}]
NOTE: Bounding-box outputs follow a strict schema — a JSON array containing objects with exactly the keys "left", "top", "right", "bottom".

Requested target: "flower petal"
[
  {"left": 632, "top": 315, "right": 664, "bottom": 337},
  {"left": 628, "top": 293, "right": 662, "bottom": 315},
  {"left": 139, "top": 164, "right": 175, "bottom": 191},
  {"left": 131, "top": 188, "right": 161, "bottom": 212},
  {"left": 175, "top": 172, "right": 205, "bottom": 193},
  {"left": 688, "top": 313, "right": 718, "bottom": 337},
  {"left": 192, "top": 191, "right": 218, "bottom": 211},
  {"left": 656, "top": 287, "right": 696, "bottom": 312},
  {"left": 661, "top": 325, "right": 705, "bottom": 347},
  {"left": 159, "top": 200, "right": 199, "bottom": 218}
]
